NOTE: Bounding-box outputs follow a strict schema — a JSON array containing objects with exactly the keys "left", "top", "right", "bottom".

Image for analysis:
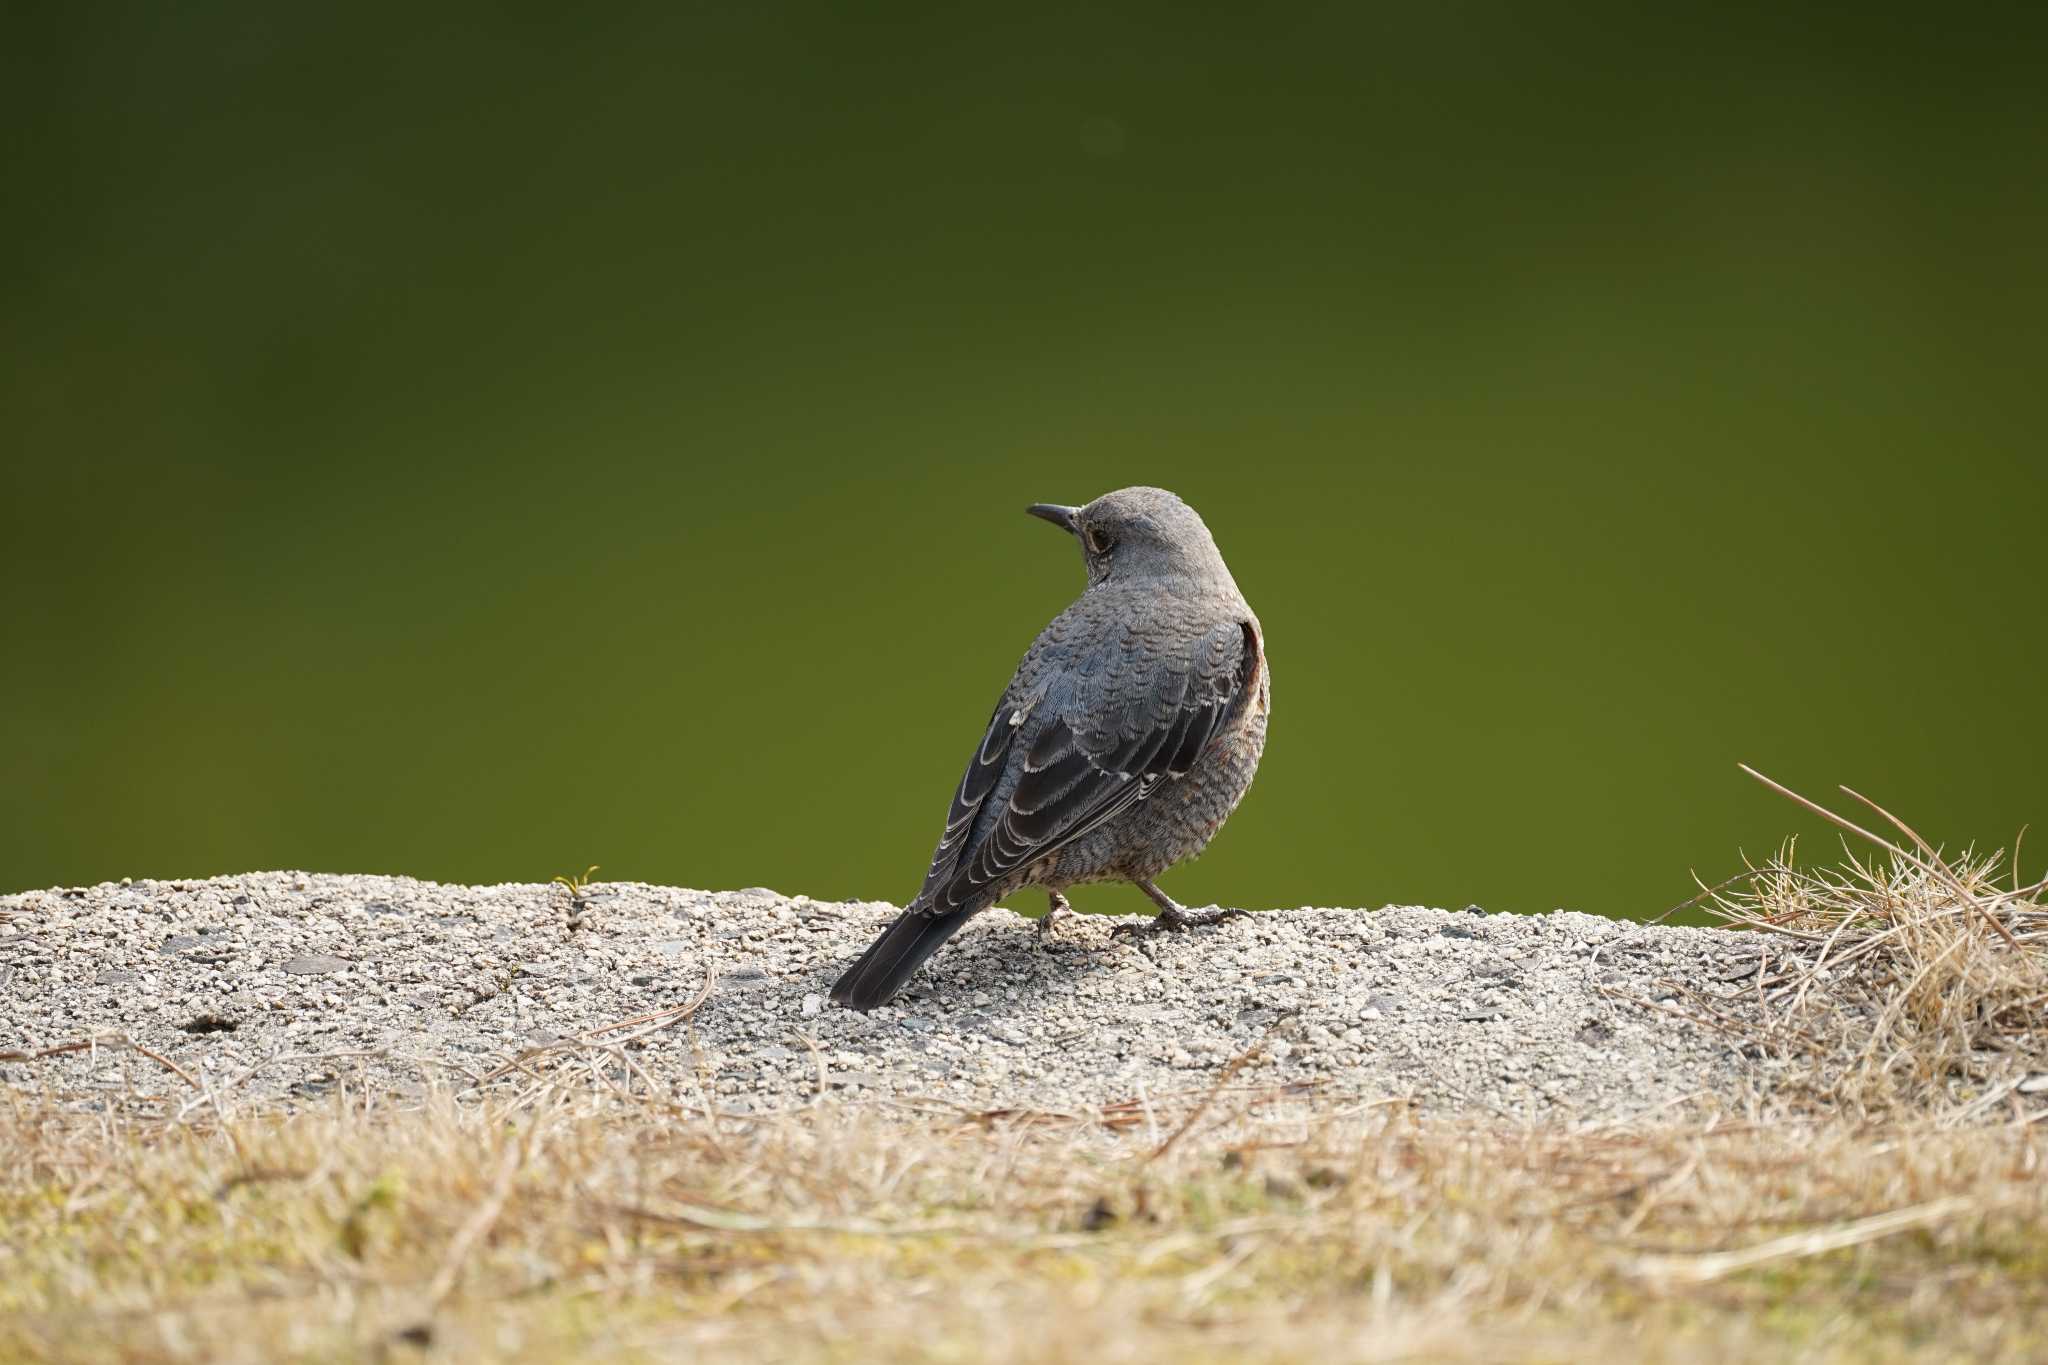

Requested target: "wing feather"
[
  {"left": 908, "top": 620, "right": 1254, "bottom": 916},
  {"left": 917, "top": 702, "right": 1024, "bottom": 896}
]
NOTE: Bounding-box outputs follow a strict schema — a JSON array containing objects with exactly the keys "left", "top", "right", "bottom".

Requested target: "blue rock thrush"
[{"left": 831, "top": 486, "right": 1271, "bottom": 1011}]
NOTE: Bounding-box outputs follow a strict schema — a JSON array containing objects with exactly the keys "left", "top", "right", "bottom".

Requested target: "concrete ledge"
[{"left": 0, "top": 872, "right": 1776, "bottom": 1122}]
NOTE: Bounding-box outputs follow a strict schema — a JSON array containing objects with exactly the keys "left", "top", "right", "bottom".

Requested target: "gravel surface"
[{"left": 0, "top": 873, "right": 1782, "bottom": 1122}]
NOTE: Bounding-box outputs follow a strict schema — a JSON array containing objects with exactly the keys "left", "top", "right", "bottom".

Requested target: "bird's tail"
[{"left": 830, "top": 904, "right": 977, "bottom": 1011}]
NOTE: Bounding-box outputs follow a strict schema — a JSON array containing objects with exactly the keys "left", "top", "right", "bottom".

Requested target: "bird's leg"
[
  {"left": 1116, "top": 880, "right": 1247, "bottom": 934},
  {"left": 1037, "top": 891, "right": 1078, "bottom": 941}
]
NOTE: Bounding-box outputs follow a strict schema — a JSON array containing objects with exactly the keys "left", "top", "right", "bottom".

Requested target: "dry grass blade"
[
  {"left": 1146, "top": 1009, "right": 1300, "bottom": 1162},
  {"left": 1630, "top": 1195, "right": 1975, "bottom": 1285},
  {"left": 0, "top": 1034, "right": 203, "bottom": 1093},
  {"left": 470, "top": 969, "right": 718, "bottom": 1088}
]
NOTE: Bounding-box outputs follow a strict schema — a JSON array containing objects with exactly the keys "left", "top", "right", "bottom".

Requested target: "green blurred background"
[{"left": 4, "top": 4, "right": 2043, "bottom": 919}]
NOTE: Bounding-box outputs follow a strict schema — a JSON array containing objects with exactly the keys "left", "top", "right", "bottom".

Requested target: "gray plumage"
[{"left": 831, "top": 486, "right": 1271, "bottom": 1010}]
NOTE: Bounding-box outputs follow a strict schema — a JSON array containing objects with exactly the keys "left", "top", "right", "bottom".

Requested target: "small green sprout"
[
  {"left": 552, "top": 865, "right": 601, "bottom": 933},
  {"left": 551, "top": 865, "right": 601, "bottom": 897}
]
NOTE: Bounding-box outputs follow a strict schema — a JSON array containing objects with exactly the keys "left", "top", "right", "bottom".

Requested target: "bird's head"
[{"left": 1026, "top": 486, "right": 1227, "bottom": 588}]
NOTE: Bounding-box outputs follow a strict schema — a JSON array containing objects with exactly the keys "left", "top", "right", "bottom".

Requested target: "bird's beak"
[{"left": 1025, "top": 503, "right": 1081, "bottom": 535}]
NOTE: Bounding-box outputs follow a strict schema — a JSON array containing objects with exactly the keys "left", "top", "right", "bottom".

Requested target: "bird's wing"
[{"left": 911, "top": 619, "right": 1254, "bottom": 915}]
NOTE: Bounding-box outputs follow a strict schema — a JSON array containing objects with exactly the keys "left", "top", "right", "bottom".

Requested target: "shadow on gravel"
[{"left": 852, "top": 911, "right": 1251, "bottom": 1028}]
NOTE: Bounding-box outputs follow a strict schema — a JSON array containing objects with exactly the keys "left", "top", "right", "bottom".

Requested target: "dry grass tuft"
[
  {"left": 1681, "top": 772, "right": 2048, "bottom": 1124},
  {"left": 2, "top": 1080, "right": 2045, "bottom": 1363}
]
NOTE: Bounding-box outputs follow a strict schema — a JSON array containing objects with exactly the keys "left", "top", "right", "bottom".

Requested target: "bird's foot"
[
  {"left": 1115, "top": 904, "right": 1249, "bottom": 935},
  {"left": 1113, "top": 881, "right": 1248, "bottom": 936},
  {"left": 1157, "top": 902, "right": 1249, "bottom": 930},
  {"left": 1036, "top": 892, "right": 1079, "bottom": 944}
]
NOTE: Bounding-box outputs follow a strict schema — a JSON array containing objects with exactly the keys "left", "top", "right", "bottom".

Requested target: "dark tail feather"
[{"left": 830, "top": 905, "right": 976, "bottom": 1011}]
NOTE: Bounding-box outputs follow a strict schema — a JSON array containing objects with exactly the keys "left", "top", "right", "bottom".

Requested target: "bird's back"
[{"left": 1035, "top": 583, "right": 1268, "bottom": 888}]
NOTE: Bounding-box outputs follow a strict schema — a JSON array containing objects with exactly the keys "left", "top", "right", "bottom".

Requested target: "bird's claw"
[{"left": 1036, "top": 895, "right": 1078, "bottom": 945}]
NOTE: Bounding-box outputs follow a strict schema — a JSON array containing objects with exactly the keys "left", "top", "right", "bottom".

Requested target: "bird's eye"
[{"left": 1086, "top": 526, "right": 1115, "bottom": 555}]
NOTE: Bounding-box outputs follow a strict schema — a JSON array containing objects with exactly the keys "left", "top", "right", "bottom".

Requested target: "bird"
[{"left": 830, "top": 485, "right": 1271, "bottom": 1011}]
